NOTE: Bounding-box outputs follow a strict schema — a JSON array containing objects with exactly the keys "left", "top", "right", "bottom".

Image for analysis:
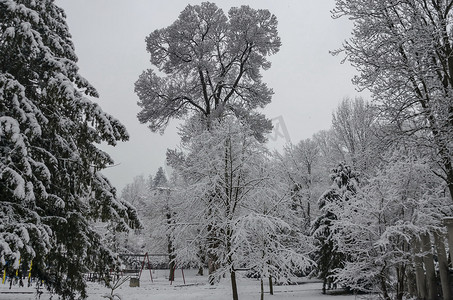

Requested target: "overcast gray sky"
[{"left": 55, "top": 0, "right": 362, "bottom": 192}]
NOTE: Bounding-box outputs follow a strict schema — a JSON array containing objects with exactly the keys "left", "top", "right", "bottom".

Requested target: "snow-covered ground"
[{"left": 0, "top": 269, "right": 359, "bottom": 300}]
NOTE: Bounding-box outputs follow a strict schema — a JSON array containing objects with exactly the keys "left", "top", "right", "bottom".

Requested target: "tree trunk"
[
  {"left": 206, "top": 205, "right": 219, "bottom": 285},
  {"left": 207, "top": 253, "right": 217, "bottom": 285},
  {"left": 420, "top": 233, "right": 436, "bottom": 300},
  {"left": 443, "top": 218, "right": 453, "bottom": 268},
  {"left": 443, "top": 159, "right": 453, "bottom": 202},
  {"left": 196, "top": 238, "right": 205, "bottom": 276},
  {"left": 231, "top": 270, "right": 239, "bottom": 300},
  {"left": 396, "top": 264, "right": 405, "bottom": 300},
  {"left": 167, "top": 211, "right": 176, "bottom": 282},
  {"left": 269, "top": 276, "right": 273, "bottom": 295},
  {"left": 168, "top": 260, "right": 175, "bottom": 282},
  {"left": 448, "top": 179, "right": 453, "bottom": 203},
  {"left": 434, "top": 232, "right": 450, "bottom": 300},
  {"left": 197, "top": 266, "right": 203, "bottom": 276},
  {"left": 167, "top": 232, "right": 175, "bottom": 281},
  {"left": 406, "top": 265, "right": 417, "bottom": 298},
  {"left": 413, "top": 237, "right": 427, "bottom": 300},
  {"left": 260, "top": 278, "right": 264, "bottom": 300},
  {"left": 380, "top": 273, "right": 391, "bottom": 300}
]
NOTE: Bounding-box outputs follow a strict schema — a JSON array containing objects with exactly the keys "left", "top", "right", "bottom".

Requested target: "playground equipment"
[
  {"left": 1, "top": 253, "right": 186, "bottom": 288},
  {"left": 118, "top": 252, "right": 186, "bottom": 286}
]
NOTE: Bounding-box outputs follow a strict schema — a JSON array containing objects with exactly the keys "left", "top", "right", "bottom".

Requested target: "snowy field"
[{"left": 0, "top": 269, "right": 360, "bottom": 300}]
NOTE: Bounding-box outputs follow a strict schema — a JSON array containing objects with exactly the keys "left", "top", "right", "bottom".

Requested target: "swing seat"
[{"left": 129, "top": 277, "right": 140, "bottom": 287}]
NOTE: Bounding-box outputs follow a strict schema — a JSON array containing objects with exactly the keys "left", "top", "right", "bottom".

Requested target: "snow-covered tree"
[
  {"left": 311, "top": 162, "right": 359, "bottom": 293},
  {"left": 149, "top": 167, "right": 179, "bottom": 281},
  {"left": 135, "top": 2, "right": 281, "bottom": 141},
  {"left": 153, "top": 166, "right": 168, "bottom": 188},
  {"left": 233, "top": 158, "right": 314, "bottom": 300},
  {"left": 170, "top": 117, "right": 272, "bottom": 300},
  {"left": 276, "top": 139, "right": 326, "bottom": 229},
  {"left": 120, "top": 174, "right": 151, "bottom": 209},
  {"left": 331, "top": 97, "right": 381, "bottom": 175},
  {"left": 117, "top": 168, "right": 183, "bottom": 281},
  {"left": 330, "top": 150, "right": 452, "bottom": 300},
  {"left": 114, "top": 175, "right": 151, "bottom": 254},
  {"left": 0, "top": 1, "right": 139, "bottom": 298},
  {"left": 312, "top": 129, "right": 345, "bottom": 168},
  {"left": 333, "top": 0, "right": 453, "bottom": 201}
]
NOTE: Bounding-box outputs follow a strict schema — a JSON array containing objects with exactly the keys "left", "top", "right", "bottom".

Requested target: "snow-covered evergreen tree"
[
  {"left": 153, "top": 167, "right": 167, "bottom": 188},
  {"left": 0, "top": 1, "right": 139, "bottom": 298},
  {"left": 311, "top": 162, "right": 359, "bottom": 293}
]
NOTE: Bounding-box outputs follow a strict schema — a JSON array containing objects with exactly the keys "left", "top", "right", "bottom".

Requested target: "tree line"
[
  {"left": 120, "top": 93, "right": 452, "bottom": 300},
  {"left": 125, "top": 0, "right": 453, "bottom": 299}
]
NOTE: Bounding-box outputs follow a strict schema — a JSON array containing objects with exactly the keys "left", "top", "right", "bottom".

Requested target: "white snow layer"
[{"left": 0, "top": 269, "right": 357, "bottom": 300}]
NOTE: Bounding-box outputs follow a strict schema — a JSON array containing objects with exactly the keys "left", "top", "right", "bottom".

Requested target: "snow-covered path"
[{"left": 0, "top": 269, "right": 358, "bottom": 300}]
